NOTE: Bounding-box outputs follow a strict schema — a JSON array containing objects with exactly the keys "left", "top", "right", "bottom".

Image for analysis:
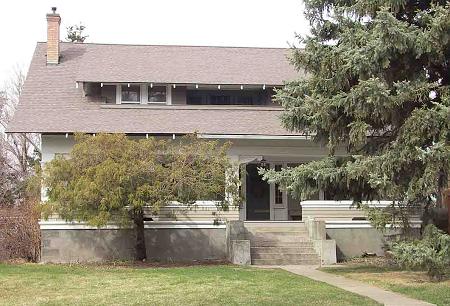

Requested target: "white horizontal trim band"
[
  {"left": 40, "top": 220, "right": 226, "bottom": 230},
  {"left": 301, "top": 200, "right": 392, "bottom": 208},
  {"left": 198, "top": 134, "right": 309, "bottom": 140},
  {"left": 325, "top": 220, "right": 422, "bottom": 229},
  {"left": 155, "top": 201, "right": 239, "bottom": 209}
]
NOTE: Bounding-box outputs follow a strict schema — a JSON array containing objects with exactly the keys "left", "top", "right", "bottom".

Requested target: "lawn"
[
  {"left": 322, "top": 263, "right": 450, "bottom": 306},
  {"left": 0, "top": 263, "right": 380, "bottom": 306}
]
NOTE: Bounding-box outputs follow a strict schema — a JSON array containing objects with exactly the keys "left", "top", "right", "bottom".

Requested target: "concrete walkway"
[{"left": 256, "top": 265, "right": 435, "bottom": 306}]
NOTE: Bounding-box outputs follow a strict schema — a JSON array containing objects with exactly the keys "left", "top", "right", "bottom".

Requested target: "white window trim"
[
  {"left": 141, "top": 84, "right": 148, "bottom": 103},
  {"left": 115, "top": 84, "right": 171, "bottom": 105},
  {"left": 167, "top": 85, "right": 172, "bottom": 105},
  {"left": 116, "top": 84, "right": 142, "bottom": 104}
]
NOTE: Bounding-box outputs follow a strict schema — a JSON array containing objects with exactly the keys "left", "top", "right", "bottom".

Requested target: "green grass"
[
  {"left": 322, "top": 265, "right": 450, "bottom": 306},
  {"left": 0, "top": 263, "right": 380, "bottom": 306}
]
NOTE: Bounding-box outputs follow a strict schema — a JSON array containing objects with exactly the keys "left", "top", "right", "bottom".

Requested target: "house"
[{"left": 8, "top": 8, "right": 419, "bottom": 264}]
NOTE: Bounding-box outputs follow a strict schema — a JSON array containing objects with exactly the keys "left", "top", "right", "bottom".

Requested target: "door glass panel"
[
  {"left": 274, "top": 164, "right": 283, "bottom": 204},
  {"left": 246, "top": 164, "right": 270, "bottom": 220}
]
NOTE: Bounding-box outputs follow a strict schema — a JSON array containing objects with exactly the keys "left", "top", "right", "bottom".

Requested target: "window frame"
[
  {"left": 115, "top": 84, "right": 171, "bottom": 105},
  {"left": 118, "top": 84, "right": 142, "bottom": 104},
  {"left": 147, "top": 85, "right": 168, "bottom": 104},
  {"left": 186, "top": 89, "right": 266, "bottom": 106},
  {"left": 271, "top": 164, "right": 285, "bottom": 207}
]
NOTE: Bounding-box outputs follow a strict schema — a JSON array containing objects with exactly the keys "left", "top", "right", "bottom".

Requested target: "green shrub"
[{"left": 391, "top": 224, "right": 450, "bottom": 281}]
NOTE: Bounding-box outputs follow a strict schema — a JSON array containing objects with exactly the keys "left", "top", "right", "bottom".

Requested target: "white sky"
[{"left": 0, "top": 0, "right": 308, "bottom": 86}]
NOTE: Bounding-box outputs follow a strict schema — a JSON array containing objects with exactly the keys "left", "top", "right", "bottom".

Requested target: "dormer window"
[
  {"left": 148, "top": 86, "right": 167, "bottom": 103},
  {"left": 115, "top": 84, "right": 171, "bottom": 105},
  {"left": 121, "top": 85, "right": 141, "bottom": 103}
]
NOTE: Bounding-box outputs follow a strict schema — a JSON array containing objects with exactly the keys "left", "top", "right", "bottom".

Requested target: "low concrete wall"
[
  {"left": 326, "top": 228, "right": 386, "bottom": 261},
  {"left": 326, "top": 222, "right": 421, "bottom": 261},
  {"left": 41, "top": 227, "right": 227, "bottom": 263}
]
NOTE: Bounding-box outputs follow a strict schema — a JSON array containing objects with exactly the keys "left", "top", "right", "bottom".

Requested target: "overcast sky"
[{"left": 0, "top": 0, "right": 308, "bottom": 86}]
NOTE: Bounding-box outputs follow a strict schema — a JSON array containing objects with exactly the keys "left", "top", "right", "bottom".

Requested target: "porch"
[
  {"left": 221, "top": 135, "right": 351, "bottom": 222},
  {"left": 239, "top": 160, "right": 382, "bottom": 223}
]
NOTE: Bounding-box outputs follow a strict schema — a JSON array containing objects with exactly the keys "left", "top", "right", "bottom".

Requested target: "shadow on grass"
[
  {"left": 322, "top": 261, "right": 450, "bottom": 281},
  {"left": 322, "top": 265, "right": 402, "bottom": 274}
]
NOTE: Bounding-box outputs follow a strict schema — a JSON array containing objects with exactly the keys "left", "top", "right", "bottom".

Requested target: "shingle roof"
[
  {"left": 7, "top": 42, "right": 302, "bottom": 135},
  {"left": 75, "top": 43, "right": 299, "bottom": 85}
]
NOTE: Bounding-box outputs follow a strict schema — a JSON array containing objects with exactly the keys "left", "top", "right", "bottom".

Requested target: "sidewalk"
[{"left": 257, "top": 265, "right": 435, "bottom": 306}]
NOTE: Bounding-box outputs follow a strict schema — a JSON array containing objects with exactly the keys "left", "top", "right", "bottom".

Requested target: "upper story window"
[
  {"left": 115, "top": 84, "right": 170, "bottom": 105},
  {"left": 148, "top": 86, "right": 167, "bottom": 103},
  {"left": 101, "top": 85, "right": 116, "bottom": 104},
  {"left": 186, "top": 89, "right": 269, "bottom": 106},
  {"left": 121, "top": 85, "right": 141, "bottom": 103},
  {"left": 210, "top": 95, "right": 231, "bottom": 105}
]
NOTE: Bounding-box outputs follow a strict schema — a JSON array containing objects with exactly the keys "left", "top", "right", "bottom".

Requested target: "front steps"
[{"left": 244, "top": 222, "right": 321, "bottom": 265}]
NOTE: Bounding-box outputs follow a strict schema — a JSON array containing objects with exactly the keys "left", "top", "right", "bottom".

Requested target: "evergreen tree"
[
  {"left": 43, "top": 134, "right": 241, "bottom": 261},
  {"left": 263, "top": 0, "right": 450, "bottom": 228}
]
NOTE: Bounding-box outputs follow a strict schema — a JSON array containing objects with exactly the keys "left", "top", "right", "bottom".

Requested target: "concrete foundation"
[
  {"left": 41, "top": 227, "right": 227, "bottom": 263},
  {"left": 326, "top": 228, "right": 386, "bottom": 261},
  {"left": 41, "top": 221, "right": 408, "bottom": 264}
]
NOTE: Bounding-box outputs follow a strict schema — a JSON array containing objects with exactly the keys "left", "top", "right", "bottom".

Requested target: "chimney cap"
[{"left": 51, "top": 7, "right": 57, "bottom": 14}]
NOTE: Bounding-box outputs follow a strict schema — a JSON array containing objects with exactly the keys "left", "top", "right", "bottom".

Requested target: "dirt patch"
[
  {"left": 100, "top": 259, "right": 231, "bottom": 269},
  {"left": 0, "top": 259, "right": 232, "bottom": 270},
  {"left": 342, "top": 256, "right": 397, "bottom": 268}
]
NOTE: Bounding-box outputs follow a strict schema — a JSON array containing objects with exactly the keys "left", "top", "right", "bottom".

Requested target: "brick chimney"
[{"left": 46, "top": 7, "right": 61, "bottom": 64}]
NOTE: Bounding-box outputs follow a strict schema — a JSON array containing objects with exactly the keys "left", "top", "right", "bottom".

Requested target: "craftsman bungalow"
[{"left": 8, "top": 8, "right": 414, "bottom": 264}]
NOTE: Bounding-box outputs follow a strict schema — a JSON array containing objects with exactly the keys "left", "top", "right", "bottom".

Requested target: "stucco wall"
[
  {"left": 41, "top": 134, "right": 75, "bottom": 163},
  {"left": 41, "top": 227, "right": 227, "bottom": 263}
]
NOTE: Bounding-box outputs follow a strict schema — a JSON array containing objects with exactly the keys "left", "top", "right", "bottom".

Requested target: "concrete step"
[
  {"left": 250, "top": 237, "right": 311, "bottom": 244},
  {"left": 251, "top": 252, "right": 319, "bottom": 260},
  {"left": 251, "top": 241, "right": 314, "bottom": 247},
  {"left": 249, "top": 232, "right": 309, "bottom": 238},
  {"left": 252, "top": 258, "right": 320, "bottom": 265},
  {"left": 251, "top": 246, "right": 317, "bottom": 253},
  {"left": 247, "top": 230, "right": 309, "bottom": 237},
  {"left": 246, "top": 227, "right": 308, "bottom": 233},
  {"left": 244, "top": 222, "right": 306, "bottom": 228}
]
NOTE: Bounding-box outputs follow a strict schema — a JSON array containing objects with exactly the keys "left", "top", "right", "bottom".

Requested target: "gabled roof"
[{"left": 7, "top": 42, "right": 303, "bottom": 135}]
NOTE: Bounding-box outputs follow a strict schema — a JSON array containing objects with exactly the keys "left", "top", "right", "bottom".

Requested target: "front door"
[{"left": 246, "top": 164, "right": 270, "bottom": 220}]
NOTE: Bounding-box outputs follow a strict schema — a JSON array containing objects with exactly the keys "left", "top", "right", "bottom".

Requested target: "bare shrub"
[
  {"left": 0, "top": 200, "right": 40, "bottom": 262},
  {"left": 0, "top": 66, "right": 41, "bottom": 262}
]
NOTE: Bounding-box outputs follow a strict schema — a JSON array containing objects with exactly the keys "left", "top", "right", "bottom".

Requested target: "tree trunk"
[
  {"left": 133, "top": 209, "right": 147, "bottom": 261},
  {"left": 447, "top": 196, "right": 450, "bottom": 235},
  {"left": 445, "top": 187, "right": 450, "bottom": 234}
]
